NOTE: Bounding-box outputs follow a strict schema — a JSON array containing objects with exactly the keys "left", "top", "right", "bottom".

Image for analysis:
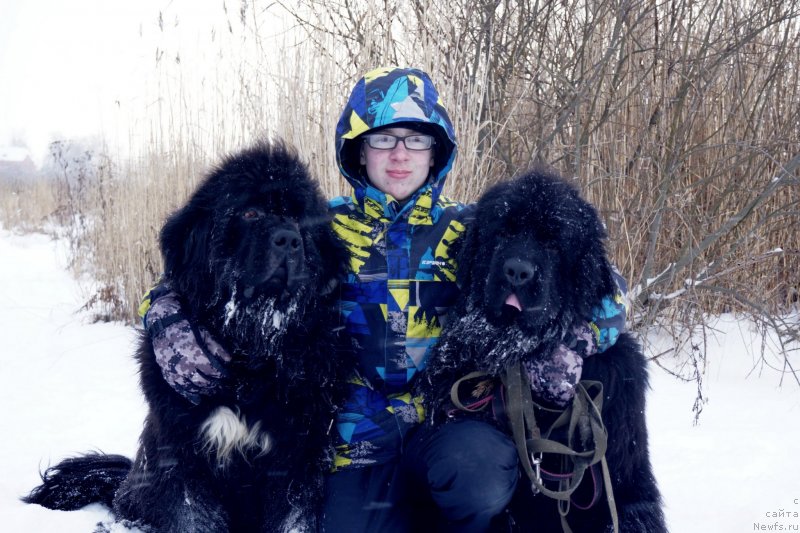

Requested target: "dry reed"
[{"left": 1, "top": 0, "right": 798, "bottom": 395}]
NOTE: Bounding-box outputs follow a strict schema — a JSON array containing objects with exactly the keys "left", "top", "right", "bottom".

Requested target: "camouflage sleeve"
[
  {"left": 142, "top": 288, "right": 232, "bottom": 405},
  {"left": 524, "top": 344, "right": 584, "bottom": 408},
  {"left": 587, "top": 267, "right": 628, "bottom": 354}
]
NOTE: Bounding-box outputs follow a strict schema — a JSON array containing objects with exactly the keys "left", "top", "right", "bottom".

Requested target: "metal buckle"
[{"left": 530, "top": 453, "right": 543, "bottom": 494}]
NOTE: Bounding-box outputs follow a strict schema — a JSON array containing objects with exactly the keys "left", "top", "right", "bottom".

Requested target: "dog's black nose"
[
  {"left": 503, "top": 258, "right": 536, "bottom": 287},
  {"left": 271, "top": 228, "right": 302, "bottom": 253}
]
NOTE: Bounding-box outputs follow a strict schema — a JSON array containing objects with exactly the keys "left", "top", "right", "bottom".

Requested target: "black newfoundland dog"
[
  {"left": 24, "top": 141, "right": 352, "bottom": 532},
  {"left": 421, "top": 169, "right": 667, "bottom": 532}
]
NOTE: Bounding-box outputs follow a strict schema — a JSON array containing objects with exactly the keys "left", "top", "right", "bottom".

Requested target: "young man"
[
  {"left": 322, "top": 67, "right": 625, "bottom": 532},
  {"left": 142, "top": 67, "right": 626, "bottom": 532}
]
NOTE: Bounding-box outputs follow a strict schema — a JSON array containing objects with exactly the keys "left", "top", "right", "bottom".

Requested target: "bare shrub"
[
  {"left": 279, "top": 0, "right": 800, "bottom": 406},
  {"left": 8, "top": 0, "right": 796, "bottom": 405}
]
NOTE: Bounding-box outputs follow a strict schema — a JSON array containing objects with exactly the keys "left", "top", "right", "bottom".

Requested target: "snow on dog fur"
[
  {"left": 23, "top": 140, "right": 353, "bottom": 532},
  {"left": 421, "top": 168, "right": 667, "bottom": 532}
]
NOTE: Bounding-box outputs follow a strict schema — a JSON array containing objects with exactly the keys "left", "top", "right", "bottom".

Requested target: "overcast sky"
[{"left": 0, "top": 0, "right": 231, "bottom": 164}]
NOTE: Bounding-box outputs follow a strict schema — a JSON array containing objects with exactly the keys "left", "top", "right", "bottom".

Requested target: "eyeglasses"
[{"left": 362, "top": 133, "right": 435, "bottom": 151}]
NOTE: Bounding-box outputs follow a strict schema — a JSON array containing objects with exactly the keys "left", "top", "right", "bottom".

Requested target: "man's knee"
[{"left": 420, "top": 420, "right": 518, "bottom": 516}]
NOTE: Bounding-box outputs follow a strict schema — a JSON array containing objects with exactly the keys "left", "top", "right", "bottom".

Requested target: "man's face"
[{"left": 359, "top": 127, "right": 435, "bottom": 201}]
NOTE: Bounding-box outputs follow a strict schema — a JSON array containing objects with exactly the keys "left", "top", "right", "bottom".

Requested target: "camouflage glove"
[
  {"left": 523, "top": 323, "right": 597, "bottom": 407},
  {"left": 562, "top": 322, "right": 599, "bottom": 358},
  {"left": 143, "top": 287, "right": 232, "bottom": 404}
]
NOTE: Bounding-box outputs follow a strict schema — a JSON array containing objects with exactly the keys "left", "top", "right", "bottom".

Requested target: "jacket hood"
[{"left": 335, "top": 67, "right": 457, "bottom": 217}]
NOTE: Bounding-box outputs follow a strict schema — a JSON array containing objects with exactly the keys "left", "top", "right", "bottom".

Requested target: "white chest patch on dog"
[{"left": 199, "top": 406, "right": 272, "bottom": 467}]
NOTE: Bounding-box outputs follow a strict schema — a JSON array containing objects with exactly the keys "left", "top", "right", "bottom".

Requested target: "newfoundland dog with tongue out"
[{"left": 420, "top": 168, "right": 666, "bottom": 532}]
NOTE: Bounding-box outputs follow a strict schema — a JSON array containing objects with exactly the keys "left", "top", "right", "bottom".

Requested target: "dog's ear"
[
  {"left": 316, "top": 219, "right": 350, "bottom": 298},
  {"left": 159, "top": 201, "right": 213, "bottom": 295},
  {"left": 571, "top": 203, "right": 617, "bottom": 312},
  {"left": 453, "top": 208, "right": 480, "bottom": 292}
]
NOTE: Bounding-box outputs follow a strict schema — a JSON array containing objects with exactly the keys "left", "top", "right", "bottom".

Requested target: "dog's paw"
[
  {"left": 93, "top": 518, "right": 151, "bottom": 533},
  {"left": 613, "top": 500, "right": 668, "bottom": 533}
]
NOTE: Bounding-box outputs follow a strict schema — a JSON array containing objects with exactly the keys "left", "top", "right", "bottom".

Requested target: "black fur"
[
  {"left": 23, "top": 140, "right": 353, "bottom": 532},
  {"left": 421, "top": 169, "right": 667, "bottom": 532},
  {"left": 23, "top": 453, "right": 133, "bottom": 510}
]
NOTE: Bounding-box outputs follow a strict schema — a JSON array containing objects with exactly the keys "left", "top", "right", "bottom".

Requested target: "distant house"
[{"left": 0, "top": 146, "right": 38, "bottom": 181}]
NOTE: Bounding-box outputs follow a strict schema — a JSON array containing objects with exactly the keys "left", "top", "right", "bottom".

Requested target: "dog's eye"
[{"left": 242, "top": 208, "right": 264, "bottom": 220}]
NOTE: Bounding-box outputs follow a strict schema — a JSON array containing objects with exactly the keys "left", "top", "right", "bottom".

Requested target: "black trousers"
[{"left": 321, "top": 419, "right": 519, "bottom": 533}]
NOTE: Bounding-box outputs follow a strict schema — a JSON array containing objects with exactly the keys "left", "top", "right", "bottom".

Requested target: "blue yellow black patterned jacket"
[
  {"left": 328, "top": 67, "right": 626, "bottom": 470},
  {"left": 330, "top": 67, "right": 468, "bottom": 469}
]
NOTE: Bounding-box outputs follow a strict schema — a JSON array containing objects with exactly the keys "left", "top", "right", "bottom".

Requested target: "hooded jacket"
[{"left": 329, "top": 67, "right": 469, "bottom": 469}]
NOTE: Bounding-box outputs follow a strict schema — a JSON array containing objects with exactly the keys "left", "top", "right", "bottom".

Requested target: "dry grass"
[
  {"left": 0, "top": 178, "right": 59, "bottom": 235},
  {"left": 2, "top": 0, "right": 799, "bottom": 375}
]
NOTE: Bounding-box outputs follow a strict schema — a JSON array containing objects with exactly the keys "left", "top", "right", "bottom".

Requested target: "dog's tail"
[{"left": 22, "top": 452, "right": 132, "bottom": 510}]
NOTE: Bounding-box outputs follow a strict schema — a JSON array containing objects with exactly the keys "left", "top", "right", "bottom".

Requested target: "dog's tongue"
[{"left": 504, "top": 293, "right": 522, "bottom": 311}]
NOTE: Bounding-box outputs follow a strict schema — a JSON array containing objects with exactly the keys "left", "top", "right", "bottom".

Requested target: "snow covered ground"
[{"left": 1, "top": 228, "right": 798, "bottom": 532}]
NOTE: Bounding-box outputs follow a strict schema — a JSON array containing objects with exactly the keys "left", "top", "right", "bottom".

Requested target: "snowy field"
[{"left": 1, "top": 228, "right": 798, "bottom": 532}]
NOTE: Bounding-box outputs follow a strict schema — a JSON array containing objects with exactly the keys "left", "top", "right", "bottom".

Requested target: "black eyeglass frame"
[{"left": 361, "top": 133, "right": 436, "bottom": 151}]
